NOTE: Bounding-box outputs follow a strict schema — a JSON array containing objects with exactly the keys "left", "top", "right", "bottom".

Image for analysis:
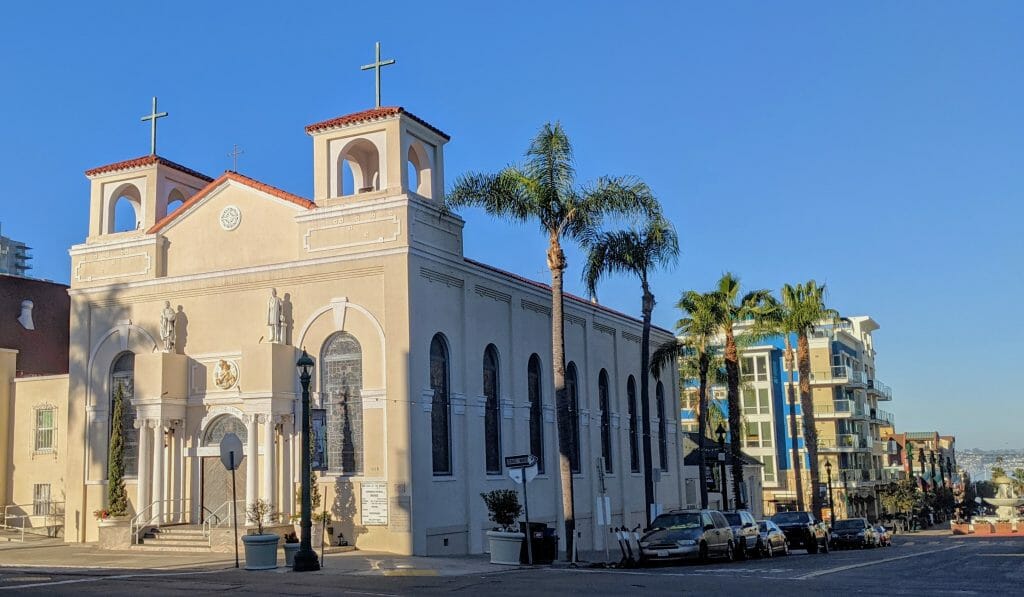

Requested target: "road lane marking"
[
  {"left": 796, "top": 545, "right": 965, "bottom": 580},
  {"left": 0, "top": 568, "right": 227, "bottom": 591},
  {"left": 979, "top": 553, "right": 1024, "bottom": 557}
]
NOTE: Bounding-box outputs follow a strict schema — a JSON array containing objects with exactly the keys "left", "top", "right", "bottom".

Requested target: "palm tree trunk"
[
  {"left": 785, "top": 335, "right": 804, "bottom": 511},
  {"left": 697, "top": 353, "right": 710, "bottom": 509},
  {"left": 797, "top": 331, "right": 822, "bottom": 519},
  {"left": 724, "top": 327, "right": 743, "bottom": 509},
  {"left": 547, "top": 236, "right": 575, "bottom": 560},
  {"left": 639, "top": 286, "right": 655, "bottom": 527}
]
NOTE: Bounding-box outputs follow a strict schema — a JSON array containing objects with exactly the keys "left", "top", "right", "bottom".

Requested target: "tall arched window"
[
  {"left": 483, "top": 345, "right": 502, "bottom": 474},
  {"left": 110, "top": 352, "right": 138, "bottom": 476},
  {"left": 321, "top": 332, "right": 363, "bottom": 474},
  {"left": 627, "top": 375, "right": 639, "bottom": 473},
  {"left": 528, "top": 354, "right": 545, "bottom": 474},
  {"left": 599, "top": 369, "right": 613, "bottom": 473},
  {"left": 430, "top": 334, "right": 452, "bottom": 476},
  {"left": 657, "top": 381, "right": 668, "bottom": 471},
  {"left": 566, "top": 362, "right": 581, "bottom": 474}
]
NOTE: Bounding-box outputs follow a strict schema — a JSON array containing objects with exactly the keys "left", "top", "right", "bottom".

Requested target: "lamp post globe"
[
  {"left": 715, "top": 423, "right": 728, "bottom": 510},
  {"left": 293, "top": 349, "right": 320, "bottom": 572}
]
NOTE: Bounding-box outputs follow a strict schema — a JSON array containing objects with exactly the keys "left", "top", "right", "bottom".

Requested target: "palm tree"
[
  {"left": 446, "top": 123, "right": 660, "bottom": 559},
  {"left": 652, "top": 290, "right": 726, "bottom": 508},
  {"left": 713, "top": 273, "right": 775, "bottom": 509},
  {"left": 760, "top": 281, "right": 838, "bottom": 519},
  {"left": 583, "top": 215, "right": 678, "bottom": 526}
]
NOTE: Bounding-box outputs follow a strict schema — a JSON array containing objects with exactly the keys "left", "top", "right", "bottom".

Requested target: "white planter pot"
[
  {"left": 242, "top": 534, "right": 279, "bottom": 570},
  {"left": 486, "top": 530, "right": 524, "bottom": 565},
  {"left": 283, "top": 542, "right": 300, "bottom": 567}
]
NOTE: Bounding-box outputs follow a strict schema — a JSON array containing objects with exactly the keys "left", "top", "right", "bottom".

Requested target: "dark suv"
[
  {"left": 831, "top": 518, "right": 878, "bottom": 549},
  {"left": 722, "top": 510, "right": 760, "bottom": 559},
  {"left": 770, "top": 511, "right": 830, "bottom": 554}
]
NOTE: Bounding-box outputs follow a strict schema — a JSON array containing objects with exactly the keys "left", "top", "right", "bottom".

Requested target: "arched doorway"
[{"left": 200, "top": 414, "right": 247, "bottom": 524}]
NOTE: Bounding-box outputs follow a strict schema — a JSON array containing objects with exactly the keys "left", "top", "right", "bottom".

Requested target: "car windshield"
[
  {"left": 758, "top": 522, "right": 770, "bottom": 532},
  {"left": 723, "top": 513, "right": 742, "bottom": 526},
  {"left": 771, "top": 512, "right": 807, "bottom": 524},
  {"left": 651, "top": 513, "right": 702, "bottom": 530},
  {"left": 834, "top": 520, "right": 864, "bottom": 530}
]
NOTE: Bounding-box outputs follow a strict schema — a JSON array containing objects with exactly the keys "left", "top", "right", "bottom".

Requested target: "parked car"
[
  {"left": 770, "top": 511, "right": 830, "bottom": 553},
  {"left": 830, "top": 518, "right": 879, "bottom": 549},
  {"left": 722, "top": 510, "right": 760, "bottom": 559},
  {"left": 873, "top": 524, "right": 892, "bottom": 547},
  {"left": 639, "top": 509, "right": 736, "bottom": 563},
  {"left": 756, "top": 520, "right": 789, "bottom": 557}
]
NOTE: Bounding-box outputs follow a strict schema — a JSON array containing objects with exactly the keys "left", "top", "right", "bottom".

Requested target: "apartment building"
[{"left": 680, "top": 316, "right": 896, "bottom": 520}]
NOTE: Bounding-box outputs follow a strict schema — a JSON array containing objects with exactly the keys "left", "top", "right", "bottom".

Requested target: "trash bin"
[{"left": 519, "top": 522, "right": 558, "bottom": 564}]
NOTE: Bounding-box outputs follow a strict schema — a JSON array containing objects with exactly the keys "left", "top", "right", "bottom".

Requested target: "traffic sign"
[
  {"left": 504, "top": 454, "right": 537, "bottom": 469},
  {"left": 508, "top": 463, "right": 539, "bottom": 484},
  {"left": 219, "top": 433, "right": 243, "bottom": 470}
]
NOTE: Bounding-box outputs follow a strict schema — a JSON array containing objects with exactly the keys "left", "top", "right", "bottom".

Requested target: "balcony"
[
  {"left": 867, "top": 379, "right": 893, "bottom": 401},
  {"left": 809, "top": 365, "right": 851, "bottom": 385},
  {"left": 818, "top": 434, "right": 869, "bottom": 452},
  {"left": 815, "top": 399, "right": 866, "bottom": 419},
  {"left": 869, "top": 407, "right": 894, "bottom": 425}
]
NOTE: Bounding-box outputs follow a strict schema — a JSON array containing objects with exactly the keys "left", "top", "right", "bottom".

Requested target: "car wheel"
[
  {"left": 821, "top": 538, "right": 830, "bottom": 554},
  {"left": 807, "top": 537, "right": 819, "bottom": 554},
  {"left": 699, "top": 541, "right": 709, "bottom": 563},
  {"left": 737, "top": 538, "right": 748, "bottom": 560},
  {"left": 782, "top": 540, "right": 789, "bottom": 556},
  {"left": 765, "top": 541, "right": 774, "bottom": 558},
  {"left": 725, "top": 540, "right": 735, "bottom": 562}
]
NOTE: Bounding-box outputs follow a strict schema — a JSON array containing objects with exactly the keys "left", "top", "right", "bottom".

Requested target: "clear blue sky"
[{"left": 1, "top": 2, "right": 1020, "bottom": 449}]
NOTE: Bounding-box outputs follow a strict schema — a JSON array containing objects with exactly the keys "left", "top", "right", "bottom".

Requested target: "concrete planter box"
[
  {"left": 951, "top": 523, "right": 971, "bottom": 535},
  {"left": 486, "top": 530, "right": 524, "bottom": 565},
  {"left": 973, "top": 522, "right": 994, "bottom": 535},
  {"left": 97, "top": 517, "right": 132, "bottom": 550},
  {"left": 994, "top": 522, "right": 1015, "bottom": 534},
  {"left": 242, "top": 534, "right": 279, "bottom": 570}
]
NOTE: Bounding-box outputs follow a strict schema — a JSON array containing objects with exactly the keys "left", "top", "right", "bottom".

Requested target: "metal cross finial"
[
  {"left": 228, "top": 144, "right": 245, "bottom": 171},
  {"left": 140, "top": 96, "right": 169, "bottom": 156},
  {"left": 360, "top": 41, "right": 396, "bottom": 109}
]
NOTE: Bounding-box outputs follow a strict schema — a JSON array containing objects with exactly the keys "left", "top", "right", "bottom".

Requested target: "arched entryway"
[{"left": 200, "top": 414, "right": 247, "bottom": 524}]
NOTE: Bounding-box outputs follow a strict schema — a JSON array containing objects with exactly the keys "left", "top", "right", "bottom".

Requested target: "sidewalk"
[{"left": 0, "top": 538, "right": 527, "bottom": 577}]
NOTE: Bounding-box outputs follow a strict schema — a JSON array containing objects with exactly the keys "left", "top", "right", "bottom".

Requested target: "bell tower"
[{"left": 306, "top": 106, "right": 448, "bottom": 205}]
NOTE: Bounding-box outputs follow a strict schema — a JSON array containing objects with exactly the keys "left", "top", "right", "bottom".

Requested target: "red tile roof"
[
  {"left": 305, "top": 106, "right": 450, "bottom": 140},
  {"left": 84, "top": 155, "right": 214, "bottom": 182},
  {"left": 147, "top": 171, "right": 314, "bottom": 233},
  {"left": 463, "top": 257, "right": 674, "bottom": 336}
]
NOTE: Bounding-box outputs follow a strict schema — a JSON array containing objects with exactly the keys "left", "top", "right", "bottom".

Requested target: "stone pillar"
[
  {"left": 246, "top": 414, "right": 259, "bottom": 517},
  {"left": 281, "top": 415, "right": 293, "bottom": 520},
  {"left": 169, "top": 420, "right": 183, "bottom": 523},
  {"left": 262, "top": 414, "right": 276, "bottom": 518},
  {"left": 152, "top": 423, "right": 165, "bottom": 523},
  {"left": 136, "top": 418, "right": 151, "bottom": 511}
]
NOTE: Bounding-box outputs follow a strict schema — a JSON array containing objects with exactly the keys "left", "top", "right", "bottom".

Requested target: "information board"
[{"left": 361, "top": 481, "right": 388, "bottom": 526}]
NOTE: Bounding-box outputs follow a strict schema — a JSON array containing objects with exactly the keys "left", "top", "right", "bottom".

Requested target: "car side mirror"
[{"left": 704, "top": 524, "right": 715, "bottom": 531}]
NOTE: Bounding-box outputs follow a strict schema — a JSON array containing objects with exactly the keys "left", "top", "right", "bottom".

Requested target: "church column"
[
  {"left": 136, "top": 418, "right": 152, "bottom": 510},
  {"left": 262, "top": 414, "right": 276, "bottom": 519},
  {"left": 246, "top": 414, "right": 259, "bottom": 517},
  {"left": 280, "top": 415, "right": 293, "bottom": 519},
  {"left": 152, "top": 422, "right": 165, "bottom": 523},
  {"left": 169, "top": 420, "right": 183, "bottom": 523}
]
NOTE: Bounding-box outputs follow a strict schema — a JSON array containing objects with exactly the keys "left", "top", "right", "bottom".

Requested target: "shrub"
[{"left": 480, "top": 489, "right": 523, "bottom": 532}]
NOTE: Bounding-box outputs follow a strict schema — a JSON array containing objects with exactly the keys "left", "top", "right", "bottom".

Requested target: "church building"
[{"left": 3, "top": 104, "right": 683, "bottom": 555}]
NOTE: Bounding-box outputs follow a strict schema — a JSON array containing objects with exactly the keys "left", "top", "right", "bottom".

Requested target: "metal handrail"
[
  {"left": 201, "top": 499, "right": 245, "bottom": 541},
  {"left": 2, "top": 502, "right": 65, "bottom": 541},
  {"left": 130, "top": 498, "right": 191, "bottom": 545}
]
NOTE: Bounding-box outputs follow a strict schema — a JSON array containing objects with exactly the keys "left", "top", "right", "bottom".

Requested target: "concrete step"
[
  {"left": 132, "top": 543, "right": 212, "bottom": 553},
  {"left": 151, "top": 528, "right": 206, "bottom": 537},
  {"left": 144, "top": 533, "right": 209, "bottom": 544}
]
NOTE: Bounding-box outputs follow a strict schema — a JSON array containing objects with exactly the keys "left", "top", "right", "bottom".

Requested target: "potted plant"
[
  {"left": 282, "top": 531, "right": 300, "bottom": 566},
  {"left": 481, "top": 489, "right": 524, "bottom": 565},
  {"left": 241, "top": 499, "right": 279, "bottom": 570}
]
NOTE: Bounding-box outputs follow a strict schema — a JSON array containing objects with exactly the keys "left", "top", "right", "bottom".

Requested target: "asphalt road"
[{"left": 1, "top": 535, "right": 1021, "bottom": 595}]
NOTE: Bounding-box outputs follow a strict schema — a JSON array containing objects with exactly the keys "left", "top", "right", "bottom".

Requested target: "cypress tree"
[{"left": 107, "top": 383, "right": 130, "bottom": 517}]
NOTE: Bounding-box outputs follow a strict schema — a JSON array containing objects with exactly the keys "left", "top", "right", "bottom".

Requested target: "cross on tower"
[
  {"left": 140, "top": 96, "right": 169, "bottom": 156},
  {"left": 360, "top": 41, "right": 396, "bottom": 109},
  {"left": 228, "top": 144, "right": 245, "bottom": 171}
]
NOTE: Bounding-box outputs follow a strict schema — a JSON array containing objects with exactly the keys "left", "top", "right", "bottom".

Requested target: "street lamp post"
[
  {"left": 825, "top": 460, "right": 835, "bottom": 528},
  {"left": 293, "top": 350, "right": 320, "bottom": 572},
  {"left": 929, "top": 450, "right": 938, "bottom": 495},
  {"left": 907, "top": 441, "right": 915, "bottom": 485},
  {"left": 716, "top": 423, "right": 728, "bottom": 511},
  {"left": 918, "top": 448, "right": 927, "bottom": 492},
  {"left": 842, "top": 470, "right": 850, "bottom": 518}
]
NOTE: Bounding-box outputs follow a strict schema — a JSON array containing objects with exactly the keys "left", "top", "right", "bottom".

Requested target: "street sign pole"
[
  {"left": 522, "top": 466, "right": 533, "bottom": 566},
  {"left": 230, "top": 451, "right": 239, "bottom": 569}
]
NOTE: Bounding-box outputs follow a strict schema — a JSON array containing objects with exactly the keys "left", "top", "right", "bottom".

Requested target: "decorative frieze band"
[
  {"left": 474, "top": 285, "right": 511, "bottom": 303},
  {"left": 420, "top": 267, "right": 464, "bottom": 288},
  {"left": 592, "top": 321, "right": 616, "bottom": 336},
  {"left": 521, "top": 299, "right": 551, "bottom": 317}
]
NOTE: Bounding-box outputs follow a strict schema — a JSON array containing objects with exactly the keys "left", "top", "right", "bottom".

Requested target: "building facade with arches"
[{"left": 5, "top": 106, "right": 683, "bottom": 556}]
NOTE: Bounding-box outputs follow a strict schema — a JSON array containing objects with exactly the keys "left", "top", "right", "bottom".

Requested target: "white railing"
[
  {"left": 130, "top": 498, "right": 192, "bottom": 545},
  {"left": 202, "top": 499, "right": 246, "bottom": 540},
  {"left": 2, "top": 502, "right": 64, "bottom": 542}
]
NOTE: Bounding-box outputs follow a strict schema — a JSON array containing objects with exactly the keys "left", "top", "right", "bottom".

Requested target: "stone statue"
[
  {"left": 159, "top": 300, "right": 176, "bottom": 352},
  {"left": 17, "top": 300, "right": 34, "bottom": 330},
  {"left": 267, "top": 288, "right": 285, "bottom": 343}
]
